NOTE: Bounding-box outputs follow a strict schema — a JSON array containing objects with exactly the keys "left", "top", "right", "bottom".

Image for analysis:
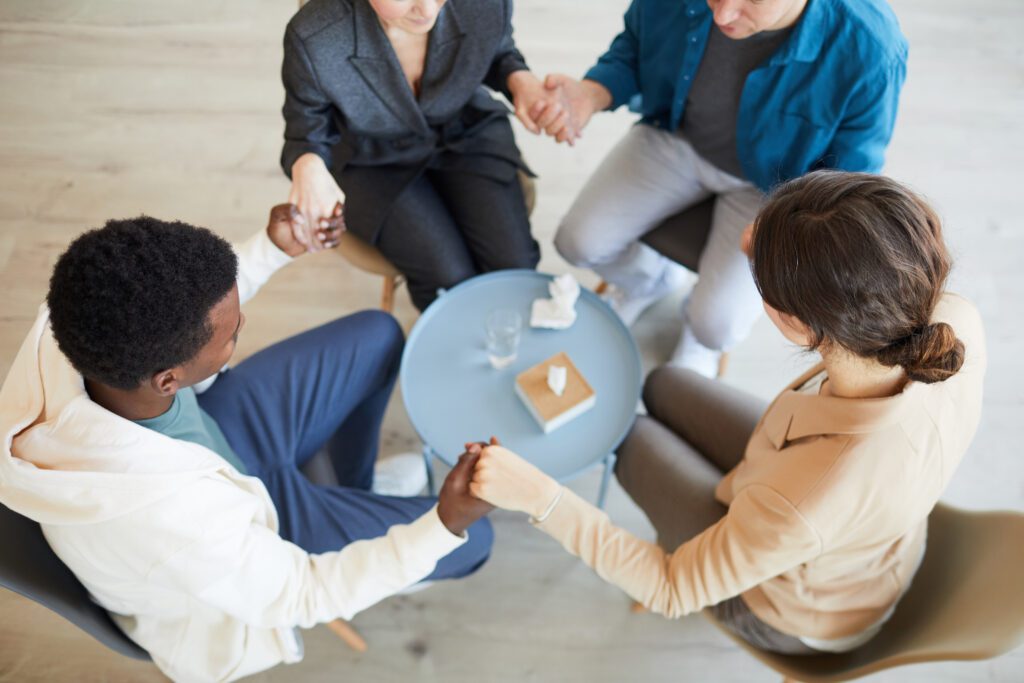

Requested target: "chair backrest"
[
  {"left": 713, "top": 503, "right": 1024, "bottom": 682},
  {"left": 640, "top": 196, "right": 716, "bottom": 272},
  {"left": 0, "top": 503, "right": 150, "bottom": 660}
]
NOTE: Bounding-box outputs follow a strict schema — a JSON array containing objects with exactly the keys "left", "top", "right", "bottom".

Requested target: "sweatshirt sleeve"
[
  {"left": 583, "top": 0, "right": 642, "bottom": 111},
  {"left": 233, "top": 229, "right": 293, "bottom": 305},
  {"left": 533, "top": 486, "right": 822, "bottom": 618},
  {"left": 157, "top": 500, "right": 466, "bottom": 628}
]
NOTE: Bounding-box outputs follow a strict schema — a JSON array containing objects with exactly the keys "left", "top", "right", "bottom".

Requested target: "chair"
[
  {"left": 334, "top": 170, "right": 537, "bottom": 313},
  {"left": 705, "top": 503, "right": 1024, "bottom": 682},
  {"left": 0, "top": 503, "right": 151, "bottom": 661},
  {"left": 596, "top": 197, "right": 728, "bottom": 377}
]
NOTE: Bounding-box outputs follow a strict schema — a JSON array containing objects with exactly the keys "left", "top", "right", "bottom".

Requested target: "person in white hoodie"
[{"left": 0, "top": 204, "right": 494, "bottom": 682}]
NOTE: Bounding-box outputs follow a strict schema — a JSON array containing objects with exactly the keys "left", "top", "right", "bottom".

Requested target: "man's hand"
[
  {"left": 266, "top": 202, "right": 342, "bottom": 257},
  {"left": 469, "top": 438, "right": 561, "bottom": 519},
  {"left": 507, "top": 70, "right": 570, "bottom": 137},
  {"left": 437, "top": 450, "right": 495, "bottom": 536},
  {"left": 532, "top": 75, "right": 612, "bottom": 146},
  {"left": 288, "top": 152, "right": 347, "bottom": 253}
]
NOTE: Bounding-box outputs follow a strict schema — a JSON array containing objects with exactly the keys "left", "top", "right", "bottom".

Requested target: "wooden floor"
[{"left": 1, "top": 1, "right": 1022, "bottom": 681}]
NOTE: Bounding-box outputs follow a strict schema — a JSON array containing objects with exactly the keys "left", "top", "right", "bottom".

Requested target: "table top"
[{"left": 400, "top": 270, "right": 642, "bottom": 482}]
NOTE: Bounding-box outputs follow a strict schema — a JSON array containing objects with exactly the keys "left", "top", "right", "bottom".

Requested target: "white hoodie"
[{"left": 0, "top": 230, "right": 465, "bottom": 682}]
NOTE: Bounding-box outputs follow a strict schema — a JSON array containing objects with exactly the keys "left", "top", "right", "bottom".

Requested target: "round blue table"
[{"left": 400, "top": 270, "right": 642, "bottom": 507}]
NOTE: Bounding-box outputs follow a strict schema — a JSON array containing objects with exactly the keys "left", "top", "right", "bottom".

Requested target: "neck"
[
  {"left": 770, "top": 0, "right": 809, "bottom": 31},
  {"left": 820, "top": 346, "right": 907, "bottom": 400},
  {"left": 84, "top": 378, "right": 175, "bottom": 421}
]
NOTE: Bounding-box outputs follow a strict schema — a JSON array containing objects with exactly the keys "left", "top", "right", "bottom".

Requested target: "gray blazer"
[{"left": 281, "top": 0, "right": 530, "bottom": 241}]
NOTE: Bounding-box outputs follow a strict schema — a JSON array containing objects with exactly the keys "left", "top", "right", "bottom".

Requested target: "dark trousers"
[
  {"left": 376, "top": 169, "right": 540, "bottom": 311},
  {"left": 197, "top": 310, "right": 493, "bottom": 580},
  {"left": 615, "top": 367, "right": 817, "bottom": 655}
]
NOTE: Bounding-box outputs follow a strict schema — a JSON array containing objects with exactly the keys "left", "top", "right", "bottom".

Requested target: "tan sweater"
[{"left": 535, "top": 294, "right": 986, "bottom": 640}]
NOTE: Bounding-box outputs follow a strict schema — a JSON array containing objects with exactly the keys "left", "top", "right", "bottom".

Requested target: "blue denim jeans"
[{"left": 198, "top": 310, "right": 493, "bottom": 580}]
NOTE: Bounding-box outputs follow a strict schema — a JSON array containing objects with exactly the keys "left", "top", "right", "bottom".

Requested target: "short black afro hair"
[{"left": 47, "top": 216, "right": 238, "bottom": 390}]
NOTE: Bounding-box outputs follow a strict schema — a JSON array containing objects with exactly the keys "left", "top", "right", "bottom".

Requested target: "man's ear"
[{"left": 150, "top": 368, "right": 182, "bottom": 397}]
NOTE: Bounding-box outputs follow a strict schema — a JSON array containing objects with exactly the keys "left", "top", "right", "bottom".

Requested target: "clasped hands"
[
  {"left": 436, "top": 436, "right": 562, "bottom": 537},
  {"left": 507, "top": 71, "right": 611, "bottom": 147}
]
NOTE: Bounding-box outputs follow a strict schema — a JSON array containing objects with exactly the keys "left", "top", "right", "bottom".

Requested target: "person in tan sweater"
[{"left": 468, "top": 171, "right": 986, "bottom": 654}]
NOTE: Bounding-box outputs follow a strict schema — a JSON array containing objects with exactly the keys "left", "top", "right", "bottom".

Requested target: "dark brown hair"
[{"left": 750, "top": 171, "right": 965, "bottom": 384}]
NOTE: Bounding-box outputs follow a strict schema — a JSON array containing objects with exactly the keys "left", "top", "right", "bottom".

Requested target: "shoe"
[
  {"left": 668, "top": 325, "right": 722, "bottom": 379},
  {"left": 372, "top": 452, "right": 428, "bottom": 497},
  {"left": 602, "top": 265, "right": 690, "bottom": 328}
]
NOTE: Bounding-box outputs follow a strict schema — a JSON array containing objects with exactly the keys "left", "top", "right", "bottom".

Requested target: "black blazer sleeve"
[
  {"left": 281, "top": 25, "right": 340, "bottom": 177},
  {"left": 482, "top": 0, "right": 528, "bottom": 100}
]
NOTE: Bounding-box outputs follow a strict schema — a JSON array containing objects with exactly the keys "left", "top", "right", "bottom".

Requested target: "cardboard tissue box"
[{"left": 514, "top": 352, "right": 596, "bottom": 433}]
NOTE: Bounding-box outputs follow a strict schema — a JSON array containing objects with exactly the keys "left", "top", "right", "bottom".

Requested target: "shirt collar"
[
  {"left": 762, "top": 362, "right": 922, "bottom": 449},
  {"left": 766, "top": 0, "right": 828, "bottom": 65}
]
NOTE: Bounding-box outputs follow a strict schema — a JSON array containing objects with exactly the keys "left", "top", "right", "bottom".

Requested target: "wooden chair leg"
[
  {"left": 327, "top": 618, "right": 368, "bottom": 652},
  {"left": 380, "top": 275, "right": 396, "bottom": 313},
  {"left": 595, "top": 280, "right": 609, "bottom": 296},
  {"left": 716, "top": 352, "right": 730, "bottom": 378},
  {"left": 630, "top": 600, "right": 648, "bottom": 614}
]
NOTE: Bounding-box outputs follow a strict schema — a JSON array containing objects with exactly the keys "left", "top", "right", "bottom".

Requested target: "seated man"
[{"left": 0, "top": 205, "right": 493, "bottom": 682}]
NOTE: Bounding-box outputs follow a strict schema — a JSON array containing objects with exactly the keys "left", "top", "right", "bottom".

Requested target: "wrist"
[
  {"left": 527, "top": 478, "right": 563, "bottom": 520},
  {"left": 505, "top": 69, "right": 535, "bottom": 97},
  {"left": 436, "top": 499, "right": 467, "bottom": 537},
  {"left": 581, "top": 79, "right": 613, "bottom": 112},
  {"left": 291, "top": 152, "right": 327, "bottom": 178}
]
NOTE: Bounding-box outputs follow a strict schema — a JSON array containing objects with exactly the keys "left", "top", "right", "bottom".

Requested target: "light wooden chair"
[{"left": 638, "top": 503, "right": 1024, "bottom": 682}]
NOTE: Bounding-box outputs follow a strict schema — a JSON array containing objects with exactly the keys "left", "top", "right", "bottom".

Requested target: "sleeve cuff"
[
  {"left": 420, "top": 504, "right": 470, "bottom": 553},
  {"left": 232, "top": 229, "right": 295, "bottom": 304}
]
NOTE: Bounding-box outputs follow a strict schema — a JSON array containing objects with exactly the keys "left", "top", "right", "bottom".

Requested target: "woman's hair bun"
[{"left": 878, "top": 322, "right": 965, "bottom": 384}]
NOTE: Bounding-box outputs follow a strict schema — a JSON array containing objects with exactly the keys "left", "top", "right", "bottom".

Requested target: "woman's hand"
[
  {"left": 267, "top": 203, "right": 343, "bottom": 257},
  {"left": 534, "top": 75, "right": 612, "bottom": 145},
  {"left": 288, "top": 152, "right": 346, "bottom": 252},
  {"left": 469, "top": 438, "right": 562, "bottom": 519},
  {"left": 507, "top": 70, "right": 571, "bottom": 139}
]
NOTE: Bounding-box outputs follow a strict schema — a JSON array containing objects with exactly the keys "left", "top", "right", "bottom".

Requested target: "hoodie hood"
[{"left": 0, "top": 306, "right": 225, "bottom": 525}]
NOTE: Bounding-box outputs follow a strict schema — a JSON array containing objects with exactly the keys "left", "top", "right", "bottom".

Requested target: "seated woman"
[
  {"left": 282, "top": 0, "right": 557, "bottom": 310},
  {"left": 468, "top": 171, "right": 986, "bottom": 654}
]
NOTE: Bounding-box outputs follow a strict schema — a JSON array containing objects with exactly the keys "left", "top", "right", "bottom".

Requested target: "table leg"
[
  {"left": 597, "top": 452, "right": 617, "bottom": 510},
  {"left": 422, "top": 446, "right": 437, "bottom": 496}
]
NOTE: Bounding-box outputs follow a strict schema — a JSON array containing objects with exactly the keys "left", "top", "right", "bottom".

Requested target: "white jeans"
[{"left": 555, "top": 123, "right": 764, "bottom": 351}]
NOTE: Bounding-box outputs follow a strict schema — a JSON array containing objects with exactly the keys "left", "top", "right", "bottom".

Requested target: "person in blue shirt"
[{"left": 540, "top": 0, "right": 907, "bottom": 377}]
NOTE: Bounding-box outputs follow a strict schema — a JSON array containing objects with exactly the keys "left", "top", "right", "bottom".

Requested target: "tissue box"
[{"left": 514, "top": 352, "right": 596, "bottom": 433}]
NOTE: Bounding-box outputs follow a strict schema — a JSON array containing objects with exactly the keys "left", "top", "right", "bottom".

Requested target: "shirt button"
[
  {"left": 690, "top": 36, "right": 697, "bottom": 43},
  {"left": 683, "top": 75, "right": 691, "bottom": 81}
]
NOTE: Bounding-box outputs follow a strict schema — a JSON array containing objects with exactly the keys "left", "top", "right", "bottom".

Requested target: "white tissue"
[
  {"left": 530, "top": 273, "right": 581, "bottom": 329},
  {"left": 547, "top": 365, "right": 567, "bottom": 396}
]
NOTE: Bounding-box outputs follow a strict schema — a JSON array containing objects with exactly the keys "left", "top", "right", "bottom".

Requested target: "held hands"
[
  {"left": 437, "top": 449, "right": 495, "bottom": 536},
  {"left": 266, "top": 202, "right": 343, "bottom": 258},
  {"left": 468, "top": 437, "right": 561, "bottom": 519},
  {"left": 288, "top": 152, "right": 347, "bottom": 253},
  {"left": 509, "top": 71, "right": 611, "bottom": 147}
]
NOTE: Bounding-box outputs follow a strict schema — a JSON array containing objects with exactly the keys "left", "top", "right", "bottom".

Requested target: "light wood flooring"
[{"left": 0, "top": 1, "right": 1021, "bottom": 681}]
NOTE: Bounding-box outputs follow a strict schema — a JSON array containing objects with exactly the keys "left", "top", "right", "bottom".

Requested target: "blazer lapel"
[
  {"left": 348, "top": 0, "right": 431, "bottom": 135},
  {"left": 418, "top": 3, "right": 467, "bottom": 116}
]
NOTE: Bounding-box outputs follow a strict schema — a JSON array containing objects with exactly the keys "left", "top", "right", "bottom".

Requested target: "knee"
[
  {"left": 686, "top": 301, "right": 753, "bottom": 351},
  {"left": 349, "top": 310, "right": 405, "bottom": 359},
  {"left": 554, "top": 212, "right": 603, "bottom": 267},
  {"left": 642, "top": 365, "right": 697, "bottom": 420}
]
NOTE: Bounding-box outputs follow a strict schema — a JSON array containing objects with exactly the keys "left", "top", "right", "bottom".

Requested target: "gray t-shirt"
[
  {"left": 680, "top": 25, "right": 792, "bottom": 179},
  {"left": 135, "top": 387, "right": 248, "bottom": 474}
]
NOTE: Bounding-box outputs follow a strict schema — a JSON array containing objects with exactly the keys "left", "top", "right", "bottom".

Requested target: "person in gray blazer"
[{"left": 282, "top": 0, "right": 561, "bottom": 310}]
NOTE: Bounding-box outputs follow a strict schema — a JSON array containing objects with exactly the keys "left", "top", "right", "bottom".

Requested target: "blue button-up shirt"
[{"left": 585, "top": 0, "right": 908, "bottom": 192}]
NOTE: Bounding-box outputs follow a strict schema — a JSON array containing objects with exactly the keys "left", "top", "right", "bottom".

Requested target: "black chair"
[
  {"left": 599, "top": 196, "right": 728, "bottom": 376},
  {"left": 0, "top": 502, "right": 150, "bottom": 660}
]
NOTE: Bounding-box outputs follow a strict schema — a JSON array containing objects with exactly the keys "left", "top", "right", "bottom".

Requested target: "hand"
[
  {"left": 534, "top": 75, "right": 611, "bottom": 146},
  {"left": 507, "top": 70, "right": 570, "bottom": 138},
  {"left": 469, "top": 439, "right": 561, "bottom": 518},
  {"left": 740, "top": 222, "right": 755, "bottom": 258},
  {"left": 437, "top": 450, "right": 495, "bottom": 536},
  {"left": 288, "top": 152, "right": 346, "bottom": 253},
  {"left": 266, "top": 203, "right": 342, "bottom": 257}
]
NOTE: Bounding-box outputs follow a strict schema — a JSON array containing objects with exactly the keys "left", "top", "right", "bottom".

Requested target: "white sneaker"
[
  {"left": 668, "top": 325, "right": 722, "bottom": 379},
  {"left": 602, "top": 266, "right": 690, "bottom": 328},
  {"left": 372, "top": 452, "right": 428, "bottom": 497}
]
